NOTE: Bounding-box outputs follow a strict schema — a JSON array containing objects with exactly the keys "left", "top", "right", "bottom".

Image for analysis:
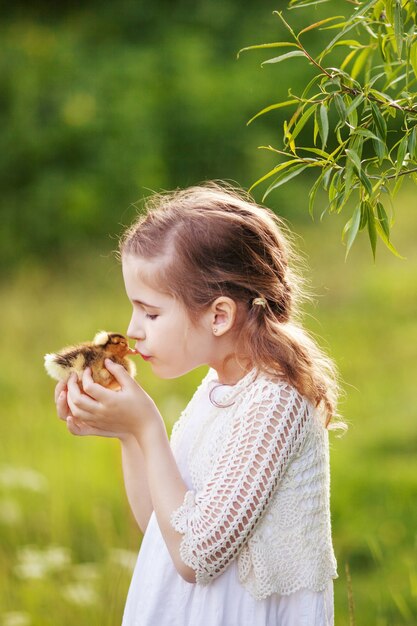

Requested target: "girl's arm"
[
  {"left": 55, "top": 381, "right": 154, "bottom": 536},
  {"left": 120, "top": 435, "right": 153, "bottom": 534},
  {"left": 168, "top": 383, "right": 312, "bottom": 585},
  {"left": 65, "top": 366, "right": 197, "bottom": 583}
]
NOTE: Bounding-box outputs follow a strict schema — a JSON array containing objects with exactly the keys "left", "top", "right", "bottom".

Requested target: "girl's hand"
[
  {"left": 66, "top": 360, "right": 162, "bottom": 443},
  {"left": 54, "top": 380, "right": 125, "bottom": 440}
]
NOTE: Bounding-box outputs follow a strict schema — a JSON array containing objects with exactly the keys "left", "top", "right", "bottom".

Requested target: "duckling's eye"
[{"left": 145, "top": 314, "right": 158, "bottom": 321}]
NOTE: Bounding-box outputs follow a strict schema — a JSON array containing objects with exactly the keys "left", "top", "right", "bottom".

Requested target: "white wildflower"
[
  {"left": 109, "top": 548, "right": 137, "bottom": 571},
  {"left": 2, "top": 611, "right": 32, "bottom": 626},
  {"left": 62, "top": 582, "right": 98, "bottom": 607},
  {"left": 0, "top": 466, "right": 48, "bottom": 493},
  {"left": 15, "top": 545, "right": 71, "bottom": 580}
]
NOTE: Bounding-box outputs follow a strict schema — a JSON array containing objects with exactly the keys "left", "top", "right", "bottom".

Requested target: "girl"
[{"left": 55, "top": 182, "right": 341, "bottom": 625}]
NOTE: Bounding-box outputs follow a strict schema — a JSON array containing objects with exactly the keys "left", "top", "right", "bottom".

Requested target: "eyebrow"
[{"left": 133, "top": 299, "right": 162, "bottom": 310}]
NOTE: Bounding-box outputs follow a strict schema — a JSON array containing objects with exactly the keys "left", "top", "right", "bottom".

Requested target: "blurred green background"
[{"left": 1, "top": 1, "right": 416, "bottom": 625}]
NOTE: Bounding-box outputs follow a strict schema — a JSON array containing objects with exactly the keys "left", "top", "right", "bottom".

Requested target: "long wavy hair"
[{"left": 119, "top": 181, "right": 344, "bottom": 428}]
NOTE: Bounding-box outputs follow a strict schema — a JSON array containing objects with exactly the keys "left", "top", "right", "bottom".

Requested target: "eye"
[{"left": 145, "top": 314, "right": 158, "bottom": 321}]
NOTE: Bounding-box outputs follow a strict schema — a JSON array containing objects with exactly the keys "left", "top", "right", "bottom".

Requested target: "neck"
[{"left": 211, "top": 357, "right": 253, "bottom": 386}]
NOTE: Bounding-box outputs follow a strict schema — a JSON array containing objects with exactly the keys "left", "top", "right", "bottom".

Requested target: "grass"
[{"left": 0, "top": 187, "right": 416, "bottom": 624}]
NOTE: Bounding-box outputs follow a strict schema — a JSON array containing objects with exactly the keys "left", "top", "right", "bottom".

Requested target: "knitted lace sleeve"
[{"left": 170, "top": 382, "right": 311, "bottom": 585}]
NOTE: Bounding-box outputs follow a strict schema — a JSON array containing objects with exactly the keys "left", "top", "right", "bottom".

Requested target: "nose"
[{"left": 127, "top": 313, "right": 145, "bottom": 341}]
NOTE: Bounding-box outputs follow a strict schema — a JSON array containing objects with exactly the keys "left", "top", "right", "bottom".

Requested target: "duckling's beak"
[{"left": 128, "top": 347, "right": 139, "bottom": 355}]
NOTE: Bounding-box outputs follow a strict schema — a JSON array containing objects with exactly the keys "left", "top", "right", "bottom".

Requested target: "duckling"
[{"left": 44, "top": 331, "right": 137, "bottom": 390}]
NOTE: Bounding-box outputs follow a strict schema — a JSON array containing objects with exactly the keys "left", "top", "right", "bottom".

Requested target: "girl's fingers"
[
  {"left": 66, "top": 417, "right": 83, "bottom": 435},
  {"left": 81, "top": 368, "right": 113, "bottom": 402},
  {"left": 54, "top": 381, "right": 67, "bottom": 404},
  {"left": 56, "top": 388, "right": 70, "bottom": 422},
  {"left": 66, "top": 395, "right": 97, "bottom": 423},
  {"left": 66, "top": 374, "right": 100, "bottom": 422},
  {"left": 104, "top": 359, "right": 133, "bottom": 388},
  {"left": 66, "top": 417, "right": 118, "bottom": 439},
  {"left": 66, "top": 417, "right": 97, "bottom": 436}
]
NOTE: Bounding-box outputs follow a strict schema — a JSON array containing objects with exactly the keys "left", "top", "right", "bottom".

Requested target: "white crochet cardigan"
[{"left": 170, "top": 367, "right": 338, "bottom": 600}]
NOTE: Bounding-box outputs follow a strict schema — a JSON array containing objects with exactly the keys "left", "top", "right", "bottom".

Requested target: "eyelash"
[{"left": 145, "top": 314, "right": 158, "bottom": 320}]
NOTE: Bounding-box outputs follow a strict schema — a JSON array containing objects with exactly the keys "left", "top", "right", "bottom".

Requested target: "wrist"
[
  {"left": 134, "top": 412, "right": 166, "bottom": 452},
  {"left": 118, "top": 432, "right": 138, "bottom": 446}
]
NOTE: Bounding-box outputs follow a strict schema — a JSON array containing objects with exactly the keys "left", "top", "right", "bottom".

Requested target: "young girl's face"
[{"left": 122, "top": 254, "right": 214, "bottom": 379}]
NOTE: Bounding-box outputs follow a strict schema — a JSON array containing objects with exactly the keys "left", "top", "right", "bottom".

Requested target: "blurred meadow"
[{"left": 1, "top": 1, "right": 416, "bottom": 625}]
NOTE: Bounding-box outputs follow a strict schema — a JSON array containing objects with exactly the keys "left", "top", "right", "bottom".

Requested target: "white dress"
[{"left": 122, "top": 373, "right": 335, "bottom": 626}]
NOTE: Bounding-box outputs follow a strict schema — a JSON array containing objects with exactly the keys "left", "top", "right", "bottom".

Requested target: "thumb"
[{"left": 104, "top": 359, "right": 133, "bottom": 387}]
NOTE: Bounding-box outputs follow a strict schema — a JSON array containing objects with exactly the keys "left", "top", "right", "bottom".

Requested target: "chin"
[{"left": 153, "top": 363, "right": 197, "bottom": 380}]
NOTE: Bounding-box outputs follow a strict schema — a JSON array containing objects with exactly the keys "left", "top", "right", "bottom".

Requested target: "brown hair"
[{"left": 120, "top": 181, "right": 343, "bottom": 428}]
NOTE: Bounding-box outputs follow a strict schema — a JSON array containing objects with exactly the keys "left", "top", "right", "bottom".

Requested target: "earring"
[{"left": 213, "top": 328, "right": 218, "bottom": 334}]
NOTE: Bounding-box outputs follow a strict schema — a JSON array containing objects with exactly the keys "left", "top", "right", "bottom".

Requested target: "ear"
[{"left": 209, "top": 297, "right": 237, "bottom": 337}]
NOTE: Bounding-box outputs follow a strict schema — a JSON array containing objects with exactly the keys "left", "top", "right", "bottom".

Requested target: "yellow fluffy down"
[
  {"left": 44, "top": 352, "right": 85, "bottom": 382},
  {"left": 93, "top": 330, "right": 110, "bottom": 346}
]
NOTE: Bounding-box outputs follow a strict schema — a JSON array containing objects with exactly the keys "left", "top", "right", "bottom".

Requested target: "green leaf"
[
  {"left": 262, "top": 50, "right": 306, "bottom": 66},
  {"left": 333, "top": 39, "right": 363, "bottom": 49},
  {"left": 321, "top": 78, "right": 341, "bottom": 93},
  {"left": 344, "top": 203, "right": 362, "bottom": 260},
  {"left": 344, "top": 156, "right": 354, "bottom": 200},
  {"left": 334, "top": 93, "right": 347, "bottom": 123},
  {"left": 237, "top": 42, "right": 299, "bottom": 58},
  {"left": 384, "top": 0, "right": 394, "bottom": 24},
  {"left": 287, "top": 104, "right": 316, "bottom": 146},
  {"left": 410, "top": 41, "right": 417, "bottom": 82},
  {"left": 408, "top": 126, "right": 417, "bottom": 159},
  {"left": 340, "top": 48, "right": 360, "bottom": 71},
  {"left": 376, "top": 201, "right": 390, "bottom": 239},
  {"left": 358, "top": 169, "right": 373, "bottom": 197},
  {"left": 263, "top": 164, "right": 309, "bottom": 200},
  {"left": 298, "top": 16, "right": 344, "bottom": 37},
  {"left": 371, "top": 102, "right": 387, "bottom": 140},
  {"left": 351, "top": 47, "right": 372, "bottom": 80},
  {"left": 394, "top": 0, "right": 404, "bottom": 59},
  {"left": 366, "top": 202, "right": 377, "bottom": 261},
  {"left": 346, "top": 148, "right": 362, "bottom": 174},
  {"left": 301, "top": 74, "right": 322, "bottom": 100},
  {"left": 353, "top": 128, "right": 385, "bottom": 145},
  {"left": 249, "top": 159, "right": 302, "bottom": 192},
  {"left": 298, "top": 146, "right": 332, "bottom": 159},
  {"left": 375, "top": 222, "right": 405, "bottom": 258},
  {"left": 318, "top": 104, "right": 329, "bottom": 149},
  {"left": 396, "top": 135, "right": 408, "bottom": 173},
  {"left": 345, "top": 94, "right": 364, "bottom": 127},
  {"left": 373, "top": 137, "right": 386, "bottom": 162},
  {"left": 328, "top": 169, "right": 343, "bottom": 207},
  {"left": 247, "top": 100, "right": 298, "bottom": 125},
  {"left": 308, "top": 167, "right": 328, "bottom": 219},
  {"left": 318, "top": 20, "right": 358, "bottom": 63},
  {"left": 369, "top": 88, "right": 400, "bottom": 109},
  {"left": 289, "top": 0, "right": 334, "bottom": 7},
  {"left": 313, "top": 110, "right": 319, "bottom": 145},
  {"left": 323, "top": 167, "right": 333, "bottom": 191},
  {"left": 359, "top": 201, "right": 368, "bottom": 231}
]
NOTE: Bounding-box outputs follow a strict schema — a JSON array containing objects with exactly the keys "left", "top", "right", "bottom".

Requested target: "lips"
[{"left": 130, "top": 345, "right": 151, "bottom": 360}]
